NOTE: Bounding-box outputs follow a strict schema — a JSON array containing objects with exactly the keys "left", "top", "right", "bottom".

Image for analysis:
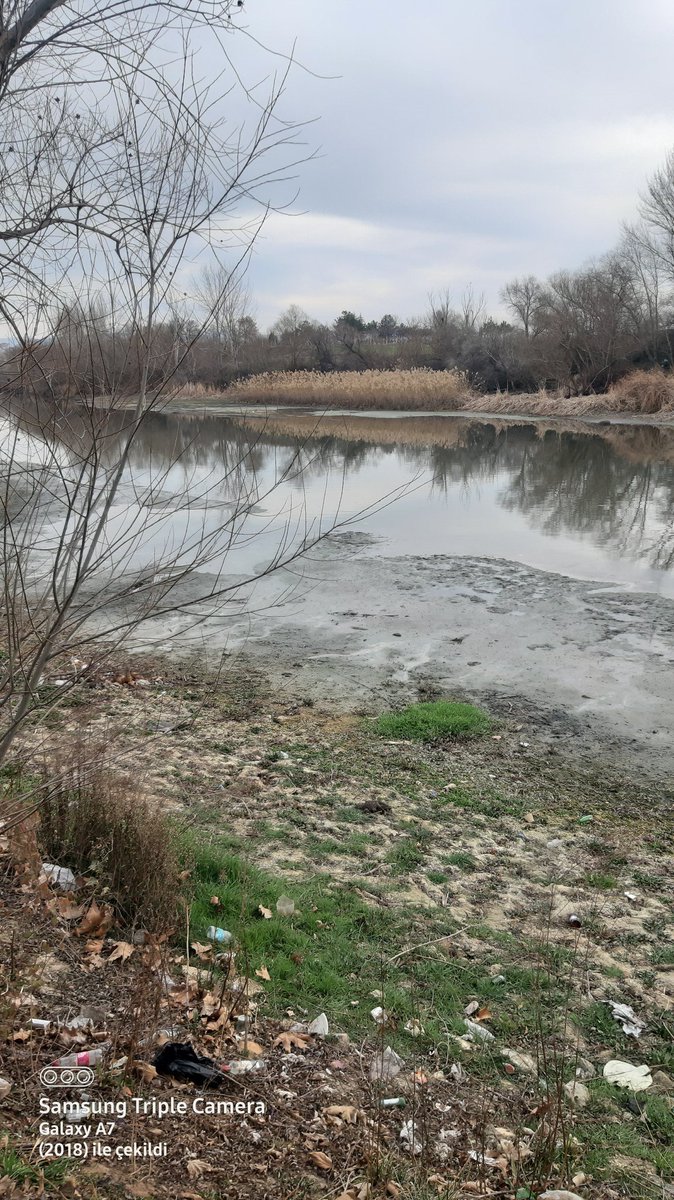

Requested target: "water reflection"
[
  {"left": 3, "top": 403, "right": 673, "bottom": 587},
  {"left": 124, "top": 412, "right": 674, "bottom": 576}
]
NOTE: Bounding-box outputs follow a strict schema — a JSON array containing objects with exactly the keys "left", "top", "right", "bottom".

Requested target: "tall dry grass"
[
  {"left": 606, "top": 367, "right": 674, "bottom": 415},
  {"left": 39, "top": 748, "right": 186, "bottom": 932},
  {"left": 175, "top": 367, "right": 674, "bottom": 419},
  {"left": 223, "top": 368, "right": 472, "bottom": 409}
]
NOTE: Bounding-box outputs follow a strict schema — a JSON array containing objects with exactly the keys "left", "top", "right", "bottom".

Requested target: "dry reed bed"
[
  {"left": 192, "top": 366, "right": 674, "bottom": 419},
  {"left": 221, "top": 368, "right": 471, "bottom": 409}
]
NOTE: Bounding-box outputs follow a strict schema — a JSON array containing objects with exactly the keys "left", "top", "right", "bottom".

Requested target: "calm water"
[
  {"left": 115, "top": 411, "right": 674, "bottom": 599},
  {"left": 9, "top": 408, "right": 674, "bottom": 601}
]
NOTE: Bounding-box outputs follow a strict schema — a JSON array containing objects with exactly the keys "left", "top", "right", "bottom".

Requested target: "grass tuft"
[{"left": 373, "top": 700, "right": 491, "bottom": 742}]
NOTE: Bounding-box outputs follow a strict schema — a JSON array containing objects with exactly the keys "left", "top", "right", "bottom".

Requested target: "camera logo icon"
[{"left": 39, "top": 1065, "right": 95, "bottom": 1087}]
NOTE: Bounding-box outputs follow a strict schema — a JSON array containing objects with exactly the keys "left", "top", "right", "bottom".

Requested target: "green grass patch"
[
  {"left": 386, "top": 836, "right": 428, "bottom": 874},
  {"left": 0, "top": 1139, "right": 68, "bottom": 1187},
  {"left": 372, "top": 700, "right": 491, "bottom": 742},
  {"left": 586, "top": 871, "right": 618, "bottom": 889},
  {"left": 442, "top": 850, "right": 477, "bottom": 871},
  {"left": 182, "top": 832, "right": 502, "bottom": 1040}
]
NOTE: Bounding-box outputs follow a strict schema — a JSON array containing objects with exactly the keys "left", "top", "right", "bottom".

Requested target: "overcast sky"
[{"left": 220, "top": 0, "right": 674, "bottom": 330}]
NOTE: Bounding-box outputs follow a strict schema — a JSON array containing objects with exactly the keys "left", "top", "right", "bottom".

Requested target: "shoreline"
[
  {"left": 154, "top": 396, "right": 674, "bottom": 427},
  {"left": 106, "top": 552, "right": 674, "bottom": 788}
]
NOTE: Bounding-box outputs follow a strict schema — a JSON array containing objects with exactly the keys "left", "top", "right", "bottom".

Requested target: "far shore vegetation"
[{"left": 9, "top": 143, "right": 674, "bottom": 420}]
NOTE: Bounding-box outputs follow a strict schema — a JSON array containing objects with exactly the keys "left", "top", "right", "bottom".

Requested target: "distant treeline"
[{"left": 7, "top": 149, "right": 674, "bottom": 400}]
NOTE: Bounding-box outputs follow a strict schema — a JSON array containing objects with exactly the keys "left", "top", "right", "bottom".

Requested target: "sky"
[{"left": 214, "top": 0, "right": 674, "bottom": 330}]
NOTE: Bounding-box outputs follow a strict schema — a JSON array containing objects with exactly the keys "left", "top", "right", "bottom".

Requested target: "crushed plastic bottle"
[
  {"left": 227, "top": 1059, "right": 266, "bottom": 1076},
  {"left": 51, "top": 1044, "right": 110, "bottom": 1067},
  {"left": 276, "top": 895, "right": 295, "bottom": 917},
  {"left": 206, "top": 926, "right": 233, "bottom": 944},
  {"left": 380, "top": 1096, "right": 406, "bottom": 1108}
]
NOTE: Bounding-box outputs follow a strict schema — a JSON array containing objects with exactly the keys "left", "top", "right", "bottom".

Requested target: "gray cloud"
[{"left": 210, "top": 0, "right": 674, "bottom": 325}]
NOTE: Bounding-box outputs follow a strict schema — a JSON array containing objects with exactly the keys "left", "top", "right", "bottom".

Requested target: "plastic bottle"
[
  {"left": 206, "top": 926, "right": 233, "bottom": 944},
  {"left": 51, "top": 1044, "right": 109, "bottom": 1067},
  {"left": 227, "top": 1059, "right": 266, "bottom": 1075},
  {"left": 380, "top": 1097, "right": 406, "bottom": 1108}
]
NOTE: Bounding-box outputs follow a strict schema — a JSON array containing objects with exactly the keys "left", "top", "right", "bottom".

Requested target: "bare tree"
[
  {"left": 500, "top": 275, "right": 545, "bottom": 339},
  {"left": 273, "top": 303, "right": 312, "bottom": 370},
  {"left": 459, "top": 284, "right": 486, "bottom": 332},
  {"left": 195, "top": 263, "right": 255, "bottom": 377},
  {"left": 0, "top": 5, "right": 418, "bottom": 811}
]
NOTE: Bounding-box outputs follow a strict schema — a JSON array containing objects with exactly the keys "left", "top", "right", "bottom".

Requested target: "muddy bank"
[{"left": 118, "top": 549, "right": 674, "bottom": 785}]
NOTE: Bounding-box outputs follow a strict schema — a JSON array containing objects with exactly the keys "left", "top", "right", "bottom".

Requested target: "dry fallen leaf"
[
  {"left": 54, "top": 898, "right": 85, "bottom": 920},
  {"left": 76, "top": 902, "right": 113, "bottom": 938},
  {"left": 135, "top": 1063, "right": 158, "bottom": 1084},
  {"left": 474, "top": 1006, "right": 492, "bottom": 1022},
  {"left": 186, "top": 1160, "right": 214, "bottom": 1182},
  {"left": 323, "top": 1104, "right": 359, "bottom": 1124},
  {"left": 107, "top": 941, "right": 135, "bottom": 963},
  {"left": 12, "top": 1029, "right": 31, "bottom": 1042},
  {"left": 200, "top": 993, "right": 220, "bottom": 1018},
  {"left": 240, "top": 1040, "right": 265, "bottom": 1057},
  {"left": 386, "top": 1184, "right": 403, "bottom": 1199},
  {"left": 307, "top": 1151, "right": 332, "bottom": 1171},
  {"left": 209, "top": 895, "right": 220, "bottom": 907},
  {"left": 258, "top": 904, "right": 272, "bottom": 919},
  {"left": 190, "top": 942, "right": 213, "bottom": 960},
  {"left": 255, "top": 965, "right": 271, "bottom": 981},
  {"left": 85, "top": 939, "right": 105, "bottom": 954},
  {"left": 274, "top": 1031, "right": 311, "bottom": 1053}
]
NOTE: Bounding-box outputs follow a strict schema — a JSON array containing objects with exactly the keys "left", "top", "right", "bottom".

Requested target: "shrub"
[
  {"left": 607, "top": 368, "right": 674, "bottom": 414},
  {"left": 373, "top": 700, "right": 491, "bottom": 742},
  {"left": 39, "top": 749, "right": 185, "bottom": 932}
]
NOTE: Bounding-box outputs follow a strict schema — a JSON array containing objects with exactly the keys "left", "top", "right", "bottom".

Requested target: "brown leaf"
[
  {"left": 76, "top": 902, "right": 113, "bottom": 937},
  {"left": 240, "top": 1040, "right": 265, "bottom": 1057},
  {"left": 323, "top": 1104, "right": 359, "bottom": 1124},
  {"left": 85, "top": 939, "right": 105, "bottom": 954},
  {"left": 274, "top": 1031, "right": 311, "bottom": 1053},
  {"left": 209, "top": 895, "right": 220, "bottom": 907},
  {"left": 290, "top": 951, "right": 304, "bottom": 965},
  {"left": 107, "top": 941, "right": 135, "bottom": 963},
  {"left": 474, "top": 1006, "right": 492, "bottom": 1022},
  {"left": 55, "top": 898, "right": 85, "bottom": 920},
  {"left": 190, "top": 942, "right": 213, "bottom": 960},
  {"left": 307, "top": 1151, "right": 332, "bottom": 1171},
  {"left": 200, "top": 992, "right": 220, "bottom": 1018},
  {"left": 12, "top": 1029, "right": 31, "bottom": 1042},
  {"left": 255, "top": 964, "right": 271, "bottom": 981},
  {"left": 134, "top": 1062, "right": 158, "bottom": 1084},
  {"left": 386, "top": 1185, "right": 403, "bottom": 1199},
  {"left": 186, "top": 1160, "right": 213, "bottom": 1182},
  {"left": 258, "top": 904, "right": 272, "bottom": 919},
  {"left": 231, "top": 977, "right": 262, "bottom": 996}
]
